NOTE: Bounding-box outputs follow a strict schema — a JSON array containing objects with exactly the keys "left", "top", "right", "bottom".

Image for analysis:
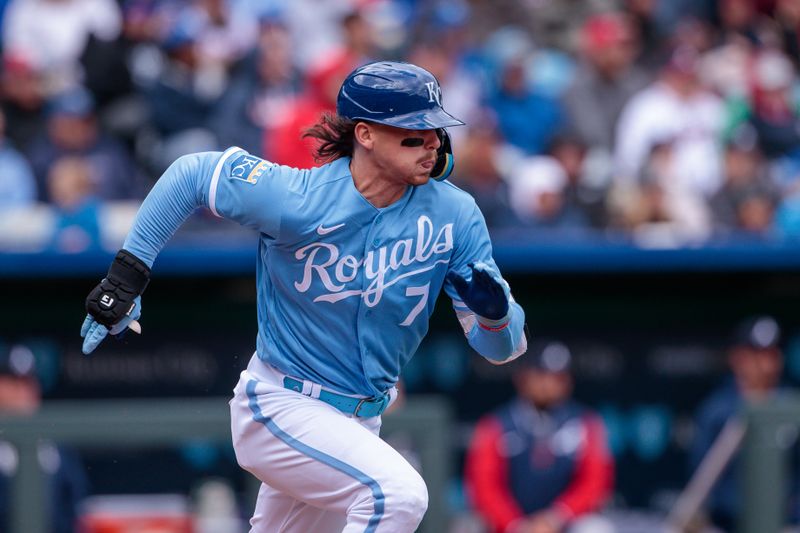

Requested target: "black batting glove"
[{"left": 85, "top": 249, "right": 150, "bottom": 328}]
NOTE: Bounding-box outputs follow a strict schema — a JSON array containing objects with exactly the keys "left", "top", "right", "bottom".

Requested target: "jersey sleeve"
[
  {"left": 206, "top": 146, "right": 290, "bottom": 237},
  {"left": 444, "top": 201, "right": 527, "bottom": 364},
  {"left": 123, "top": 147, "right": 292, "bottom": 267}
]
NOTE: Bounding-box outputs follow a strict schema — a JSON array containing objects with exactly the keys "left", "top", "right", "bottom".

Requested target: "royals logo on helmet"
[{"left": 424, "top": 82, "right": 442, "bottom": 106}]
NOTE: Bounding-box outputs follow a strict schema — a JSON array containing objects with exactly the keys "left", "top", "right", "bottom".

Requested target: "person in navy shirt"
[
  {"left": 690, "top": 316, "right": 800, "bottom": 531},
  {"left": 466, "top": 339, "right": 613, "bottom": 533}
]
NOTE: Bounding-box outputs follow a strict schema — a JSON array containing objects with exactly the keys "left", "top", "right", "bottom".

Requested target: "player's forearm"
[
  {"left": 123, "top": 152, "right": 216, "bottom": 267},
  {"left": 466, "top": 302, "right": 526, "bottom": 364}
]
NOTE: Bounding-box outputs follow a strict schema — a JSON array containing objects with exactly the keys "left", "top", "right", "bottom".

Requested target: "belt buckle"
[
  {"left": 354, "top": 397, "right": 369, "bottom": 417},
  {"left": 354, "top": 394, "right": 388, "bottom": 417}
]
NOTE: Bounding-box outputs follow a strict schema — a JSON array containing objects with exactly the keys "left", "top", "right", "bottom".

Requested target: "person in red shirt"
[
  {"left": 466, "top": 339, "right": 614, "bottom": 533},
  {"left": 265, "top": 49, "right": 360, "bottom": 168}
]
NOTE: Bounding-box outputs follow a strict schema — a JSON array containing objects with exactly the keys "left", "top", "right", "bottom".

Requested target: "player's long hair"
[{"left": 303, "top": 112, "right": 355, "bottom": 163}]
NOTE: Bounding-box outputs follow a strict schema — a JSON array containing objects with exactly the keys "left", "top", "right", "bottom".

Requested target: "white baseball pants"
[{"left": 229, "top": 357, "right": 428, "bottom": 533}]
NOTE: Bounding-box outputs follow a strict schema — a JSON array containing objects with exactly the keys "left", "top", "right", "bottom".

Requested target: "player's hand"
[
  {"left": 82, "top": 249, "right": 150, "bottom": 354},
  {"left": 447, "top": 262, "right": 509, "bottom": 321},
  {"left": 509, "top": 510, "right": 563, "bottom": 533},
  {"left": 81, "top": 296, "right": 142, "bottom": 354}
]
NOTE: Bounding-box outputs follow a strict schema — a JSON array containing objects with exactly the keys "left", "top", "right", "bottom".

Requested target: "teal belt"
[{"left": 282, "top": 377, "right": 390, "bottom": 418}]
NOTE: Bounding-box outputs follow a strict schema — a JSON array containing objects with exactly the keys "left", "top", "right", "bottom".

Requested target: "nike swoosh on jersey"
[{"left": 316, "top": 223, "right": 346, "bottom": 235}]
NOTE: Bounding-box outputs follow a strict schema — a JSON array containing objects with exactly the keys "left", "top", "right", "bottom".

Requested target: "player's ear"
[{"left": 353, "top": 122, "right": 375, "bottom": 150}]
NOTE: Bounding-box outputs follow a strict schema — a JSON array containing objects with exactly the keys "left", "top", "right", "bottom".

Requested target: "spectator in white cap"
[
  {"left": 509, "top": 155, "right": 590, "bottom": 231},
  {"left": 743, "top": 49, "right": 800, "bottom": 160}
]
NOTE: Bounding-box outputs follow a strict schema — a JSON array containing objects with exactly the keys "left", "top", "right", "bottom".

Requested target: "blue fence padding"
[
  {"left": 494, "top": 240, "right": 800, "bottom": 273},
  {"left": 3, "top": 233, "right": 800, "bottom": 277}
]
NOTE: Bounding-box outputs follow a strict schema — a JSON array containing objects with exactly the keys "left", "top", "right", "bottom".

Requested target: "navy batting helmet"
[{"left": 337, "top": 61, "right": 465, "bottom": 130}]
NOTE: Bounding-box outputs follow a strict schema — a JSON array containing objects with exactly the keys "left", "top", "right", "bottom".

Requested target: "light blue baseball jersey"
[{"left": 124, "top": 147, "right": 527, "bottom": 397}]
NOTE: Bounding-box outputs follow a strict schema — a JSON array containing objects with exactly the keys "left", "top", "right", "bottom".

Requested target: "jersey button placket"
[
  {"left": 371, "top": 215, "right": 380, "bottom": 247},
  {"left": 359, "top": 217, "right": 378, "bottom": 325}
]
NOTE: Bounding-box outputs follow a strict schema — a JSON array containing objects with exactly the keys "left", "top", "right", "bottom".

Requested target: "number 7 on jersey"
[{"left": 400, "top": 284, "right": 430, "bottom": 326}]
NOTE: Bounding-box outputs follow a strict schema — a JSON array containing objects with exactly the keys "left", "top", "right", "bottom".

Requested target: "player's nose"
[{"left": 424, "top": 129, "right": 441, "bottom": 151}]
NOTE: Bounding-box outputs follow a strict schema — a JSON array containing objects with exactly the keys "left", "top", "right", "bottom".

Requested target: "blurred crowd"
[{"left": 4, "top": 0, "right": 800, "bottom": 251}]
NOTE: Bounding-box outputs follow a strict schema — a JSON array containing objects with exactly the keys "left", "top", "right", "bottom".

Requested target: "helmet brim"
[{"left": 364, "top": 107, "right": 465, "bottom": 130}]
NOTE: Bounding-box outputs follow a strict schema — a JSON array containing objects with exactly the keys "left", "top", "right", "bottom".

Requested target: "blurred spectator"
[
  {"left": 421, "top": 0, "right": 472, "bottom": 55},
  {"left": 771, "top": 0, "right": 800, "bottom": 69},
  {"left": 624, "top": 0, "right": 670, "bottom": 70},
  {"left": 450, "top": 122, "right": 518, "bottom": 230},
  {"left": 614, "top": 46, "right": 725, "bottom": 199},
  {"left": 191, "top": 0, "right": 258, "bottom": 71},
  {"left": 733, "top": 49, "right": 800, "bottom": 161},
  {"left": 46, "top": 156, "right": 101, "bottom": 253},
  {"left": 408, "top": 40, "right": 482, "bottom": 148},
  {"left": 80, "top": 20, "right": 134, "bottom": 111},
  {"left": 2, "top": 0, "right": 122, "bottom": 96},
  {"left": 27, "top": 86, "right": 141, "bottom": 202},
  {"left": 340, "top": 8, "right": 376, "bottom": 61},
  {"left": 0, "top": 107, "right": 36, "bottom": 208},
  {"left": 466, "top": 340, "right": 614, "bottom": 533},
  {"left": 549, "top": 135, "right": 609, "bottom": 228},
  {"left": 266, "top": 50, "right": 359, "bottom": 168},
  {"left": 0, "top": 55, "right": 47, "bottom": 151},
  {"left": 210, "top": 13, "right": 301, "bottom": 156},
  {"left": 0, "top": 343, "right": 89, "bottom": 533},
  {"left": 716, "top": 0, "right": 761, "bottom": 44},
  {"left": 483, "top": 27, "right": 564, "bottom": 156},
  {"left": 689, "top": 316, "right": 799, "bottom": 531},
  {"left": 407, "top": 1, "right": 481, "bottom": 147},
  {"left": 509, "top": 0, "right": 597, "bottom": 52},
  {"left": 710, "top": 132, "right": 780, "bottom": 236},
  {"left": 609, "top": 140, "right": 712, "bottom": 244},
  {"left": 509, "top": 155, "right": 592, "bottom": 232},
  {"left": 562, "top": 12, "right": 651, "bottom": 153},
  {"left": 665, "top": 15, "right": 716, "bottom": 59},
  {"left": 699, "top": 31, "right": 753, "bottom": 100},
  {"left": 144, "top": 11, "right": 220, "bottom": 138},
  {"left": 122, "top": 0, "right": 174, "bottom": 44},
  {"left": 262, "top": 8, "right": 371, "bottom": 167},
  {"left": 281, "top": 0, "right": 360, "bottom": 69}
]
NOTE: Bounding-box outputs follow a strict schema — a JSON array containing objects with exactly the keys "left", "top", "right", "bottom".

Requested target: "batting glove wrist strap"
[
  {"left": 85, "top": 250, "right": 150, "bottom": 327},
  {"left": 109, "top": 249, "right": 150, "bottom": 290},
  {"left": 476, "top": 314, "right": 510, "bottom": 330}
]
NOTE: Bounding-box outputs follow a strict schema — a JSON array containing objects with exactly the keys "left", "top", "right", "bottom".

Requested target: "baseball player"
[{"left": 80, "top": 61, "right": 527, "bottom": 532}]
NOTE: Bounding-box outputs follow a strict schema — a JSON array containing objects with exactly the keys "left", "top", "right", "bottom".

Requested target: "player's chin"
[
  {"left": 408, "top": 172, "right": 431, "bottom": 186},
  {"left": 410, "top": 163, "right": 434, "bottom": 184}
]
